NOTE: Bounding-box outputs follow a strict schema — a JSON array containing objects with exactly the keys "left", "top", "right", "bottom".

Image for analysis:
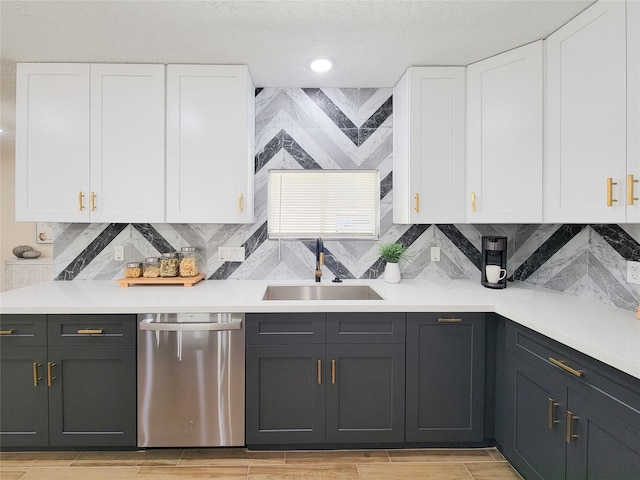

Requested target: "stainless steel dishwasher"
[{"left": 137, "top": 312, "right": 244, "bottom": 447}]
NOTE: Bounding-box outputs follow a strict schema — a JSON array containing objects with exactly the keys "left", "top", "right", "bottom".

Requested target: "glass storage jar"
[
  {"left": 124, "top": 262, "right": 142, "bottom": 278},
  {"left": 143, "top": 257, "right": 161, "bottom": 278},
  {"left": 179, "top": 246, "right": 199, "bottom": 277},
  {"left": 160, "top": 252, "right": 179, "bottom": 277}
]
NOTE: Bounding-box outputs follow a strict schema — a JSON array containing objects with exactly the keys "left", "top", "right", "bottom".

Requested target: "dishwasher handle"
[{"left": 139, "top": 319, "right": 242, "bottom": 332}]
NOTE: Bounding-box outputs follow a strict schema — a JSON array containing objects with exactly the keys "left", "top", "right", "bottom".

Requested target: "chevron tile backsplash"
[{"left": 52, "top": 88, "right": 640, "bottom": 311}]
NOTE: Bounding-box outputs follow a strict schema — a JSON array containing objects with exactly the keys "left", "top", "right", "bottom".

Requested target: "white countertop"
[{"left": 1, "top": 278, "right": 639, "bottom": 379}]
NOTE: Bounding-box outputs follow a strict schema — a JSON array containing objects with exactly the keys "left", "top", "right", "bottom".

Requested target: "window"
[{"left": 268, "top": 170, "right": 380, "bottom": 239}]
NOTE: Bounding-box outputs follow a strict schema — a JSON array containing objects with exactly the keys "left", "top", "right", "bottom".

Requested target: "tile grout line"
[{"left": 462, "top": 462, "right": 476, "bottom": 479}]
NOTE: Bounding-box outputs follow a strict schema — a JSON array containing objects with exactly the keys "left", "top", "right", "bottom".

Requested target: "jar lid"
[
  {"left": 145, "top": 257, "right": 159, "bottom": 263},
  {"left": 162, "top": 252, "right": 178, "bottom": 258},
  {"left": 181, "top": 246, "right": 197, "bottom": 253},
  {"left": 126, "top": 262, "right": 142, "bottom": 268}
]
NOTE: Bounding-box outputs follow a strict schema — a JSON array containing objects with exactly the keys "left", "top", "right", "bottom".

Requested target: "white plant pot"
[{"left": 384, "top": 262, "right": 401, "bottom": 284}]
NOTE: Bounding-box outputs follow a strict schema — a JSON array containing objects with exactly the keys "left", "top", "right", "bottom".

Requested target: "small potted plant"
[{"left": 378, "top": 242, "right": 407, "bottom": 283}]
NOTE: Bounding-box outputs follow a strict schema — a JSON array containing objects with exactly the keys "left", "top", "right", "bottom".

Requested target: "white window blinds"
[{"left": 268, "top": 170, "right": 380, "bottom": 239}]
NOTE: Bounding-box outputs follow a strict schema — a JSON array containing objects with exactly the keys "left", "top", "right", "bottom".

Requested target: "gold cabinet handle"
[
  {"left": 77, "top": 329, "right": 104, "bottom": 335},
  {"left": 471, "top": 192, "right": 476, "bottom": 212},
  {"left": 607, "top": 178, "right": 618, "bottom": 206},
  {"left": 0, "top": 329, "right": 14, "bottom": 335},
  {"left": 238, "top": 193, "right": 243, "bottom": 213},
  {"left": 331, "top": 359, "right": 336, "bottom": 385},
  {"left": 47, "top": 362, "right": 57, "bottom": 387},
  {"left": 33, "top": 362, "right": 42, "bottom": 387},
  {"left": 548, "top": 397, "right": 560, "bottom": 429},
  {"left": 78, "top": 191, "right": 84, "bottom": 211},
  {"left": 438, "top": 318, "right": 463, "bottom": 323},
  {"left": 566, "top": 411, "right": 579, "bottom": 444},
  {"left": 415, "top": 193, "right": 420, "bottom": 213},
  {"left": 628, "top": 175, "right": 639, "bottom": 205},
  {"left": 549, "top": 357, "right": 583, "bottom": 378},
  {"left": 90, "top": 191, "right": 96, "bottom": 212},
  {"left": 317, "top": 360, "right": 322, "bottom": 385}
]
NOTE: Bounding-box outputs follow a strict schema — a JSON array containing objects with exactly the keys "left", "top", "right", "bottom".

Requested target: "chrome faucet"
[{"left": 315, "top": 237, "right": 324, "bottom": 282}]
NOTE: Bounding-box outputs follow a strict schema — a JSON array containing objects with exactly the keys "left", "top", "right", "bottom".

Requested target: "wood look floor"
[{"left": 0, "top": 448, "right": 523, "bottom": 480}]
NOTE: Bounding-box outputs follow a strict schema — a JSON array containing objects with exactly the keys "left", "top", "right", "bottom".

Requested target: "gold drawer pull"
[
  {"left": 628, "top": 175, "right": 639, "bottom": 205},
  {"left": 77, "top": 329, "right": 104, "bottom": 335},
  {"left": 566, "top": 411, "right": 579, "bottom": 444},
  {"left": 607, "top": 177, "right": 618, "bottom": 206},
  {"left": 331, "top": 359, "right": 336, "bottom": 385},
  {"left": 47, "top": 362, "right": 56, "bottom": 387},
  {"left": 438, "top": 318, "right": 463, "bottom": 323},
  {"left": 238, "top": 192, "right": 243, "bottom": 213},
  {"left": 415, "top": 193, "right": 420, "bottom": 213},
  {"left": 471, "top": 192, "right": 476, "bottom": 212},
  {"left": 90, "top": 191, "right": 96, "bottom": 212},
  {"left": 549, "top": 357, "right": 583, "bottom": 378},
  {"left": 0, "top": 329, "right": 14, "bottom": 335},
  {"left": 33, "top": 362, "right": 42, "bottom": 387},
  {"left": 78, "top": 191, "right": 84, "bottom": 211},
  {"left": 317, "top": 360, "right": 322, "bottom": 385},
  {"left": 548, "top": 397, "right": 560, "bottom": 429}
]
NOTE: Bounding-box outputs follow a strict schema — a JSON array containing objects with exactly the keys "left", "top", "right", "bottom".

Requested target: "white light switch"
[
  {"left": 431, "top": 247, "right": 440, "bottom": 262},
  {"left": 219, "top": 246, "right": 245, "bottom": 262}
]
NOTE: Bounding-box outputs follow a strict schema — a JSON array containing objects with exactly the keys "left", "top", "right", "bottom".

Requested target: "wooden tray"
[{"left": 116, "top": 273, "right": 205, "bottom": 288}]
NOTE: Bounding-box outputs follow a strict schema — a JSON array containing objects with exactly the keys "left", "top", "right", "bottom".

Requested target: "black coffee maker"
[{"left": 481, "top": 236, "right": 507, "bottom": 289}]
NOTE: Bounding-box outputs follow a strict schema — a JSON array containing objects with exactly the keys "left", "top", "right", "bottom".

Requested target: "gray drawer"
[
  {"left": 327, "top": 313, "right": 405, "bottom": 344},
  {"left": 246, "top": 313, "right": 325, "bottom": 345},
  {"left": 0, "top": 314, "right": 47, "bottom": 347},
  {"left": 48, "top": 314, "right": 136, "bottom": 346}
]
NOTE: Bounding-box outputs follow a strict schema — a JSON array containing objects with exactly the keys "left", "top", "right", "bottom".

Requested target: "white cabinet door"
[
  {"left": 545, "top": 0, "right": 626, "bottom": 222},
  {"left": 393, "top": 67, "right": 466, "bottom": 224},
  {"left": 166, "top": 65, "right": 255, "bottom": 223},
  {"left": 627, "top": 0, "right": 640, "bottom": 222},
  {"left": 90, "top": 64, "right": 165, "bottom": 223},
  {"left": 15, "top": 64, "right": 90, "bottom": 222},
  {"left": 466, "top": 41, "right": 543, "bottom": 223}
]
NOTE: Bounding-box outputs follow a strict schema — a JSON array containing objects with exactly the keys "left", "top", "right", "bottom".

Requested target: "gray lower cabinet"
[
  {"left": 502, "top": 322, "right": 640, "bottom": 480},
  {"left": 0, "top": 314, "right": 136, "bottom": 448},
  {"left": 246, "top": 312, "right": 405, "bottom": 446},
  {"left": 405, "top": 313, "right": 486, "bottom": 442}
]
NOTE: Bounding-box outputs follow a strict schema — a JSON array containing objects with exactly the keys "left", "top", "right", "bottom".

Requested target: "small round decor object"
[
  {"left": 22, "top": 249, "right": 42, "bottom": 259},
  {"left": 12, "top": 245, "right": 33, "bottom": 258}
]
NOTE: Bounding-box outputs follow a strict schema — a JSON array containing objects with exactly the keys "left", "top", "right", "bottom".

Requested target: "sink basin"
[{"left": 262, "top": 284, "right": 384, "bottom": 301}]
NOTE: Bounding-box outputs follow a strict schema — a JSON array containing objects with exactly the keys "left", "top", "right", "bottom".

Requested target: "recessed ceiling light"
[{"left": 309, "top": 58, "right": 333, "bottom": 73}]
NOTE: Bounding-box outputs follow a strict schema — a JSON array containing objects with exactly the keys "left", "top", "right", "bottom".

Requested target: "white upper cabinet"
[
  {"left": 466, "top": 41, "right": 543, "bottom": 223},
  {"left": 166, "top": 65, "right": 255, "bottom": 224},
  {"left": 545, "top": 0, "right": 627, "bottom": 222},
  {"left": 90, "top": 64, "right": 165, "bottom": 223},
  {"left": 393, "top": 67, "right": 466, "bottom": 224},
  {"left": 16, "top": 64, "right": 91, "bottom": 222},
  {"left": 16, "top": 63, "right": 165, "bottom": 223},
  {"left": 627, "top": 0, "right": 640, "bottom": 222}
]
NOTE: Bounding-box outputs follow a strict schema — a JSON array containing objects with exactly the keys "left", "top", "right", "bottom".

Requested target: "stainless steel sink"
[{"left": 262, "top": 284, "right": 384, "bottom": 301}]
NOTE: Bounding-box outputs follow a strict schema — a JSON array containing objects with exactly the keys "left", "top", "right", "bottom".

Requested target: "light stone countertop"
[{"left": 1, "top": 278, "right": 639, "bottom": 379}]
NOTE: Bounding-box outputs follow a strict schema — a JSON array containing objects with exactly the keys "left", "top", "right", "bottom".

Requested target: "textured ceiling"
[{"left": 0, "top": 0, "right": 594, "bottom": 131}]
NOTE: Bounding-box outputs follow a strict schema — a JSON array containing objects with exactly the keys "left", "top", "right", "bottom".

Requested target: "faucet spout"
[{"left": 315, "top": 237, "right": 324, "bottom": 282}]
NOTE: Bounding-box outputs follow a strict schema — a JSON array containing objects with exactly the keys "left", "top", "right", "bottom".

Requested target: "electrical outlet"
[
  {"left": 431, "top": 246, "right": 440, "bottom": 262},
  {"left": 114, "top": 245, "right": 124, "bottom": 261},
  {"left": 627, "top": 261, "right": 640, "bottom": 284}
]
